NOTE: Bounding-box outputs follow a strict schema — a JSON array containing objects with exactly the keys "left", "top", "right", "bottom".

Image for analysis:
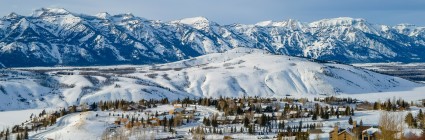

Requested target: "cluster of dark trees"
[
  {"left": 405, "top": 109, "right": 425, "bottom": 129},
  {"left": 198, "top": 109, "right": 319, "bottom": 137},
  {"left": 276, "top": 121, "right": 310, "bottom": 139},
  {"left": 14, "top": 131, "right": 28, "bottom": 140},
  {"left": 311, "top": 103, "right": 354, "bottom": 120},
  {"left": 0, "top": 128, "right": 10, "bottom": 140},
  {"left": 193, "top": 119, "right": 314, "bottom": 139},
  {"left": 313, "top": 96, "right": 357, "bottom": 104},
  {"left": 373, "top": 98, "right": 410, "bottom": 111},
  {"left": 96, "top": 98, "right": 170, "bottom": 111},
  {"left": 202, "top": 117, "right": 219, "bottom": 127},
  {"left": 116, "top": 112, "right": 181, "bottom": 133},
  {"left": 194, "top": 120, "right": 315, "bottom": 138}
]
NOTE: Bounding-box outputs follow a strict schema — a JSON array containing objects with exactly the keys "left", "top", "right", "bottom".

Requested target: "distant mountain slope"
[
  {"left": 1, "top": 8, "right": 425, "bottom": 67},
  {"left": 0, "top": 48, "right": 419, "bottom": 111}
]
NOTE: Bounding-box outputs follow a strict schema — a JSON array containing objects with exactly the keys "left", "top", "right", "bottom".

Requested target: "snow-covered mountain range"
[
  {"left": 1, "top": 8, "right": 425, "bottom": 67},
  {"left": 0, "top": 48, "right": 420, "bottom": 111}
]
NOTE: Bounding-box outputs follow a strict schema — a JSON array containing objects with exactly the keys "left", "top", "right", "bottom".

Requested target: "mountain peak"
[
  {"left": 327, "top": 17, "right": 365, "bottom": 22},
  {"left": 395, "top": 23, "right": 416, "bottom": 28},
  {"left": 95, "top": 12, "right": 111, "bottom": 19},
  {"left": 32, "top": 8, "right": 71, "bottom": 17},
  {"left": 255, "top": 20, "right": 273, "bottom": 26},
  {"left": 394, "top": 23, "right": 421, "bottom": 35},
  {"left": 309, "top": 17, "right": 367, "bottom": 27},
  {"left": 113, "top": 13, "right": 135, "bottom": 20},
  {"left": 254, "top": 19, "right": 306, "bottom": 31},
  {"left": 172, "top": 16, "right": 214, "bottom": 29},
  {"left": 3, "top": 12, "right": 22, "bottom": 19},
  {"left": 175, "top": 16, "right": 209, "bottom": 24}
]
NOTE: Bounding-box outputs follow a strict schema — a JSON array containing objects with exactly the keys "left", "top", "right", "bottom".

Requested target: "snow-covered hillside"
[
  {"left": 0, "top": 48, "right": 421, "bottom": 111},
  {"left": 1, "top": 8, "right": 425, "bottom": 67}
]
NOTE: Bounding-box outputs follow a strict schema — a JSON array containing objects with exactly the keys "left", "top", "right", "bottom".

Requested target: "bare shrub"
[{"left": 379, "top": 111, "right": 404, "bottom": 140}]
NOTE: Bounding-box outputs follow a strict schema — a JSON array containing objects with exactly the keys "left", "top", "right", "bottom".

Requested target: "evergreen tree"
[
  {"left": 336, "top": 108, "right": 340, "bottom": 118},
  {"left": 279, "top": 121, "right": 285, "bottom": 129},
  {"left": 405, "top": 112, "right": 416, "bottom": 128},
  {"left": 24, "top": 127, "right": 28, "bottom": 139},
  {"left": 312, "top": 113, "right": 317, "bottom": 120},
  {"left": 141, "top": 117, "right": 145, "bottom": 128},
  {"left": 244, "top": 116, "right": 250, "bottom": 128},
  {"left": 169, "top": 116, "right": 174, "bottom": 132},
  {"left": 202, "top": 117, "right": 207, "bottom": 125},
  {"left": 212, "top": 118, "right": 218, "bottom": 127},
  {"left": 206, "top": 118, "right": 211, "bottom": 126},
  {"left": 5, "top": 128, "right": 9, "bottom": 140},
  {"left": 386, "top": 99, "right": 392, "bottom": 111},
  {"left": 298, "top": 121, "right": 302, "bottom": 132},
  {"left": 418, "top": 109, "right": 424, "bottom": 120},
  {"left": 418, "top": 109, "right": 424, "bottom": 128},
  {"left": 90, "top": 102, "right": 97, "bottom": 110},
  {"left": 286, "top": 125, "right": 292, "bottom": 134},
  {"left": 345, "top": 106, "right": 350, "bottom": 116},
  {"left": 373, "top": 102, "right": 380, "bottom": 110},
  {"left": 323, "top": 111, "right": 329, "bottom": 120},
  {"left": 163, "top": 116, "right": 167, "bottom": 131},
  {"left": 348, "top": 116, "right": 353, "bottom": 125}
]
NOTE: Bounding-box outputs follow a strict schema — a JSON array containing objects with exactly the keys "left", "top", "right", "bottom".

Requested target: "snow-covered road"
[{"left": 30, "top": 113, "right": 82, "bottom": 139}]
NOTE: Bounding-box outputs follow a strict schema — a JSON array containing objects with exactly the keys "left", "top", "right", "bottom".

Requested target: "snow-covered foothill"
[{"left": 0, "top": 48, "right": 422, "bottom": 111}]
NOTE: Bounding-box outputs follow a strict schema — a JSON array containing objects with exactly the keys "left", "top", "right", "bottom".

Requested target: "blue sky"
[{"left": 1, "top": 0, "right": 424, "bottom": 26}]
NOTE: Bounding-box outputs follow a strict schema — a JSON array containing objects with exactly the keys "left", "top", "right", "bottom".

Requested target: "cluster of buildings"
[{"left": 329, "top": 121, "right": 381, "bottom": 140}]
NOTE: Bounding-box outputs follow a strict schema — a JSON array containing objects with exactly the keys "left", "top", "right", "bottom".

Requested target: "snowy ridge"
[
  {"left": 171, "top": 16, "right": 213, "bottom": 30},
  {"left": 1, "top": 8, "right": 425, "bottom": 67},
  {"left": 0, "top": 48, "right": 421, "bottom": 111}
]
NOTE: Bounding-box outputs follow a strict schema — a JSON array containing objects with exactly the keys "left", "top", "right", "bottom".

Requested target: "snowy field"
[
  {"left": 0, "top": 108, "right": 46, "bottom": 129},
  {"left": 354, "top": 63, "right": 425, "bottom": 83},
  {"left": 339, "top": 86, "right": 425, "bottom": 102}
]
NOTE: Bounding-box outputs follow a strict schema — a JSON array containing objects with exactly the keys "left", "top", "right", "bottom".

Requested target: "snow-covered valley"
[
  {"left": 354, "top": 63, "right": 425, "bottom": 84},
  {"left": 1, "top": 48, "right": 425, "bottom": 140},
  {"left": 0, "top": 48, "right": 423, "bottom": 112}
]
